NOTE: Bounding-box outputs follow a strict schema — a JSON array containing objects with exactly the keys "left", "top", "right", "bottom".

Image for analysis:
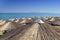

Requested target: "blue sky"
[{"left": 0, "top": 0, "right": 60, "bottom": 13}]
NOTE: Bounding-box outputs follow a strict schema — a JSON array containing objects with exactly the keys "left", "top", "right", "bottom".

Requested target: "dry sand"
[
  {"left": 0, "top": 17, "right": 60, "bottom": 40},
  {"left": 0, "top": 22, "right": 16, "bottom": 31},
  {"left": 0, "top": 20, "right": 6, "bottom": 25},
  {"left": 19, "top": 23, "right": 39, "bottom": 40}
]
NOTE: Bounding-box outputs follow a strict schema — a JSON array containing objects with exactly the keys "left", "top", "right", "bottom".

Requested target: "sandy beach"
[{"left": 0, "top": 17, "right": 60, "bottom": 40}]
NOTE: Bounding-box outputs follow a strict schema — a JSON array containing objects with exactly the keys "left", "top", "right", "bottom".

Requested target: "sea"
[{"left": 0, "top": 13, "right": 60, "bottom": 20}]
